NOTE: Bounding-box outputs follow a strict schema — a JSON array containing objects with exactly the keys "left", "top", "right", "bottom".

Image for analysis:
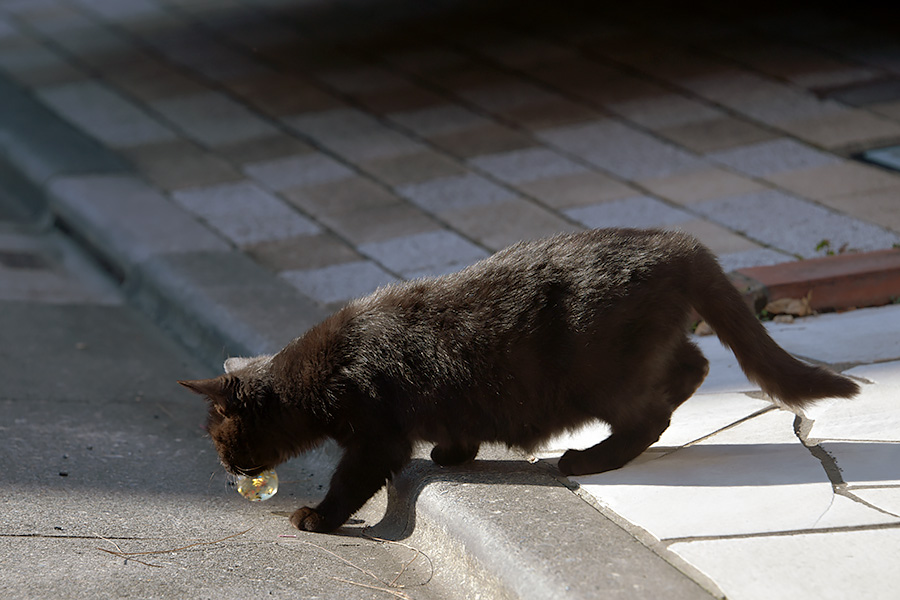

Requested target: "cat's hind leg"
[
  {"left": 557, "top": 338, "right": 709, "bottom": 477},
  {"left": 557, "top": 403, "right": 672, "bottom": 476},
  {"left": 431, "top": 442, "right": 480, "bottom": 466},
  {"left": 665, "top": 337, "right": 709, "bottom": 411}
]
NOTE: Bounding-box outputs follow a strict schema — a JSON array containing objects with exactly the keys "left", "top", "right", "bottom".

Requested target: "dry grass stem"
[
  {"left": 95, "top": 527, "right": 253, "bottom": 568},
  {"left": 363, "top": 533, "right": 434, "bottom": 586},
  {"left": 331, "top": 577, "right": 413, "bottom": 599},
  {"left": 300, "top": 540, "right": 390, "bottom": 587}
]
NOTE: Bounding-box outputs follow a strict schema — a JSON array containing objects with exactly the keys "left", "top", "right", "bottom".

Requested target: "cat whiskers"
[{"left": 230, "top": 463, "right": 267, "bottom": 477}]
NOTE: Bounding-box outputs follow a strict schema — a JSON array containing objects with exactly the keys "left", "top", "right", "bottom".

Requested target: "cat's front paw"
[{"left": 290, "top": 507, "right": 330, "bottom": 532}]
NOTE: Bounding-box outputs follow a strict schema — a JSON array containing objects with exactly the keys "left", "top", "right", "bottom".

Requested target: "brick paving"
[{"left": 2, "top": 0, "right": 900, "bottom": 314}]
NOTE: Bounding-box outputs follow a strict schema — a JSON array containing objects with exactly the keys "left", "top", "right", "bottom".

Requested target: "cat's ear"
[
  {"left": 224, "top": 356, "right": 256, "bottom": 373},
  {"left": 178, "top": 377, "right": 230, "bottom": 399},
  {"left": 179, "top": 377, "right": 233, "bottom": 415}
]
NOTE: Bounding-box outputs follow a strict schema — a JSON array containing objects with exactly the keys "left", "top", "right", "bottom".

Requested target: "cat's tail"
[{"left": 687, "top": 244, "right": 859, "bottom": 409}]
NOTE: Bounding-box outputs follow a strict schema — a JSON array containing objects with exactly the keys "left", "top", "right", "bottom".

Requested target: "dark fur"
[{"left": 180, "top": 228, "right": 859, "bottom": 532}]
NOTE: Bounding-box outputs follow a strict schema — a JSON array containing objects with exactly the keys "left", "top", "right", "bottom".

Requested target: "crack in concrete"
[
  {"left": 793, "top": 414, "right": 844, "bottom": 486},
  {"left": 0, "top": 533, "right": 146, "bottom": 540},
  {"left": 792, "top": 414, "right": 900, "bottom": 521},
  {"left": 793, "top": 414, "right": 846, "bottom": 527}
]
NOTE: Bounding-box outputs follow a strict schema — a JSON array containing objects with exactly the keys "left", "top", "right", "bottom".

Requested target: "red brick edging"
[{"left": 729, "top": 248, "right": 900, "bottom": 313}]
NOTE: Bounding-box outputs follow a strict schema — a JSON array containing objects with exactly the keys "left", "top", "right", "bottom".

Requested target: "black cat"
[{"left": 180, "top": 228, "right": 858, "bottom": 532}]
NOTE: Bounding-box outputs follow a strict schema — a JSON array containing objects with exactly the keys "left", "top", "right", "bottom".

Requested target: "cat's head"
[{"left": 179, "top": 355, "right": 290, "bottom": 476}]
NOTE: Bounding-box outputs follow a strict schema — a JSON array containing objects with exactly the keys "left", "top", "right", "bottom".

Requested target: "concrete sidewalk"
[{"left": 2, "top": 0, "right": 900, "bottom": 598}]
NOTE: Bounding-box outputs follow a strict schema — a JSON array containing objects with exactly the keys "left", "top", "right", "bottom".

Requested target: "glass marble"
[{"left": 235, "top": 469, "right": 278, "bottom": 501}]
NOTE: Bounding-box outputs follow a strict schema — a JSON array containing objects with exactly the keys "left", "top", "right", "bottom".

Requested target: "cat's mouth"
[{"left": 229, "top": 463, "right": 269, "bottom": 478}]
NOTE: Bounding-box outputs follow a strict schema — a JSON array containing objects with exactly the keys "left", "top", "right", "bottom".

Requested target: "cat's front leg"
[{"left": 290, "top": 437, "right": 412, "bottom": 533}]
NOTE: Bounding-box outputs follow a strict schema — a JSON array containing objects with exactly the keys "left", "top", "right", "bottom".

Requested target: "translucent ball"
[{"left": 235, "top": 469, "right": 278, "bottom": 501}]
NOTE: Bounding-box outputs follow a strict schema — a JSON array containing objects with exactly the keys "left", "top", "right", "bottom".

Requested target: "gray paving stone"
[
  {"left": 316, "top": 64, "right": 409, "bottom": 94},
  {"left": 138, "top": 22, "right": 267, "bottom": 82},
  {"left": 387, "top": 104, "right": 491, "bottom": 137},
  {"left": 37, "top": 80, "right": 177, "bottom": 148},
  {"left": 709, "top": 138, "right": 842, "bottom": 177},
  {"left": 320, "top": 129, "right": 426, "bottom": 162},
  {"left": 459, "top": 80, "right": 560, "bottom": 113},
  {"left": 172, "top": 180, "right": 320, "bottom": 246},
  {"left": 468, "top": 147, "right": 588, "bottom": 184},
  {"left": 397, "top": 173, "right": 516, "bottom": 213},
  {"left": 285, "top": 106, "right": 425, "bottom": 160},
  {"left": 565, "top": 195, "right": 694, "bottom": 229},
  {"left": 151, "top": 91, "right": 279, "bottom": 146},
  {"left": 280, "top": 260, "right": 397, "bottom": 304},
  {"left": 70, "top": 0, "right": 164, "bottom": 22},
  {"left": 438, "top": 199, "right": 582, "bottom": 252},
  {"left": 682, "top": 71, "right": 788, "bottom": 106},
  {"left": 538, "top": 119, "right": 704, "bottom": 179},
  {"left": 732, "top": 89, "right": 845, "bottom": 126},
  {"left": 537, "top": 119, "right": 641, "bottom": 159},
  {"left": 243, "top": 153, "right": 354, "bottom": 191},
  {"left": 0, "top": 40, "right": 75, "bottom": 85},
  {"left": 693, "top": 189, "right": 900, "bottom": 257},
  {"left": 358, "top": 230, "right": 488, "bottom": 278},
  {"left": 609, "top": 94, "right": 724, "bottom": 129},
  {"left": 596, "top": 142, "right": 705, "bottom": 181},
  {"left": 716, "top": 247, "right": 793, "bottom": 271},
  {"left": 285, "top": 107, "right": 384, "bottom": 141}
]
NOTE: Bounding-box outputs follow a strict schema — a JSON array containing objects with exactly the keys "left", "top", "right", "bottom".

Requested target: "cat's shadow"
[
  {"left": 324, "top": 456, "right": 564, "bottom": 541},
  {"left": 332, "top": 441, "right": 900, "bottom": 541}
]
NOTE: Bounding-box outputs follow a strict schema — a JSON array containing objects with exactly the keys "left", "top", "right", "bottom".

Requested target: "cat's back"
[
  {"left": 351, "top": 228, "right": 701, "bottom": 335},
  {"left": 452, "top": 228, "right": 701, "bottom": 296}
]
